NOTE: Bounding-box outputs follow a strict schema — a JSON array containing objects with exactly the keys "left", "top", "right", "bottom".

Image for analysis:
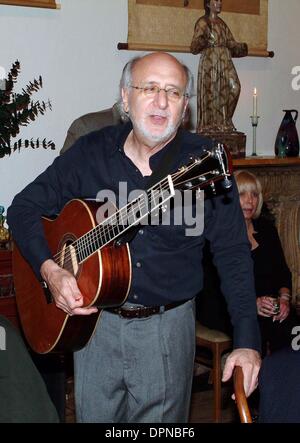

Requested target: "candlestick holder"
[{"left": 250, "top": 115, "right": 260, "bottom": 156}]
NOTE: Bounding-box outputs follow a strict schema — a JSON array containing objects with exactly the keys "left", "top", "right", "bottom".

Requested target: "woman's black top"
[{"left": 196, "top": 216, "right": 292, "bottom": 339}]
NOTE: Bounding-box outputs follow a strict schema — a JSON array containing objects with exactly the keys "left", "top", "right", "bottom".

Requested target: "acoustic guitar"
[{"left": 13, "top": 145, "right": 232, "bottom": 354}]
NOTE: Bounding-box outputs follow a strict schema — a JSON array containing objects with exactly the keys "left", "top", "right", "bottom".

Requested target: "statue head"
[{"left": 204, "top": 0, "right": 222, "bottom": 16}]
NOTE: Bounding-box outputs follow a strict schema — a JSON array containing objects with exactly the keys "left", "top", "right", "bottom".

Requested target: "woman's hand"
[
  {"left": 256, "top": 296, "right": 277, "bottom": 317},
  {"left": 273, "top": 298, "right": 290, "bottom": 322}
]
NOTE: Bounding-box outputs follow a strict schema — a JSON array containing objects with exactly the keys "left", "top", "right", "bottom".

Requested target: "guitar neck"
[{"left": 73, "top": 175, "right": 175, "bottom": 263}]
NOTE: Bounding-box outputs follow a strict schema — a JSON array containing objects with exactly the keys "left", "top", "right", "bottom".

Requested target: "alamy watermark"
[
  {"left": 0, "top": 326, "right": 6, "bottom": 351},
  {"left": 95, "top": 183, "right": 205, "bottom": 237},
  {"left": 291, "top": 66, "right": 300, "bottom": 90},
  {"left": 291, "top": 325, "right": 300, "bottom": 351}
]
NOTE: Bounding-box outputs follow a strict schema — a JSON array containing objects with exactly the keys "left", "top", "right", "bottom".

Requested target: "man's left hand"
[{"left": 222, "top": 348, "right": 261, "bottom": 397}]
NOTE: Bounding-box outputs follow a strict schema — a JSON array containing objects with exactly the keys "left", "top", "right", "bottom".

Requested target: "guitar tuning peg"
[{"left": 222, "top": 176, "right": 232, "bottom": 190}]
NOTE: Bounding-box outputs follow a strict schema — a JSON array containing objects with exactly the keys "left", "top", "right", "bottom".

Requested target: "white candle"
[{"left": 253, "top": 88, "right": 258, "bottom": 117}]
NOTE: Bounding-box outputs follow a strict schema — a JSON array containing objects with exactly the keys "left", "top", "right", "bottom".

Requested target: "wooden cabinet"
[
  {"left": 0, "top": 250, "right": 13, "bottom": 297},
  {"left": 233, "top": 157, "right": 300, "bottom": 302},
  {"left": 0, "top": 249, "right": 20, "bottom": 328}
]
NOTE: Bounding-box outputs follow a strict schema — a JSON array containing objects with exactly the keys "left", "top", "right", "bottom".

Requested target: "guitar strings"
[
  {"left": 52, "top": 174, "right": 173, "bottom": 269},
  {"left": 53, "top": 164, "right": 213, "bottom": 271},
  {"left": 52, "top": 157, "right": 213, "bottom": 269}
]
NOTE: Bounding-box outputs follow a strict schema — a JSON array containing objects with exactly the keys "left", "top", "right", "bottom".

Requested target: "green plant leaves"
[{"left": 0, "top": 60, "right": 55, "bottom": 158}]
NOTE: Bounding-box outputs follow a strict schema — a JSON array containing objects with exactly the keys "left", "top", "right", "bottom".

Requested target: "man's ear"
[
  {"left": 121, "top": 88, "right": 129, "bottom": 113},
  {"left": 181, "top": 101, "right": 192, "bottom": 129},
  {"left": 183, "top": 98, "right": 189, "bottom": 115},
  {"left": 182, "top": 99, "right": 189, "bottom": 121}
]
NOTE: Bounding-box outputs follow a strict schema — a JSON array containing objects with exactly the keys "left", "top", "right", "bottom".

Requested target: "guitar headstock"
[{"left": 171, "top": 143, "right": 233, "bottom": 194}]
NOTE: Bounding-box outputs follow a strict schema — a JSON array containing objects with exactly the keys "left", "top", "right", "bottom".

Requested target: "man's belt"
[{"left": 106, "top": 299, "right": 188, "bottom": 319}]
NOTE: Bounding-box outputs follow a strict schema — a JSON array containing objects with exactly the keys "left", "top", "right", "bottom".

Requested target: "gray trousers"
[{"left": 74, "top": 299, "right": 196, "bottom": 423}]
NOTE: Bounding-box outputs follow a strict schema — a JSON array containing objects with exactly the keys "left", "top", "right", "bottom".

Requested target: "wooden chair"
[
  {"left": 195, "top": 321, "right": 232, "bottom": 422},
  {"left": 233, "top": 366, "right": 252, "bottom": 423}
]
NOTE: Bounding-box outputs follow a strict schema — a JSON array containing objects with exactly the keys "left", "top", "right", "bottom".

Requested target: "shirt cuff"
[
  {"left": 232, "top": 318, "right": 261, "bottom": 353},
  {"left": 21, "top": 237, "right": 53, "bottom": 279}
]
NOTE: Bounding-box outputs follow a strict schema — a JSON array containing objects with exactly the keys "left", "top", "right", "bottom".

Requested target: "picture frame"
[
  {"left": 0, "top": 0, "right": 59, "bottom": 9},
  {"left": 119, "top": 0, "right": 272, "bottom": 57}
]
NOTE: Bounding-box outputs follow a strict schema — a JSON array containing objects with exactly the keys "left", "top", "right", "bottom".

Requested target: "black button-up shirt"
[{"left": 7, "top": 122, "right": 261, "bottom": 351}]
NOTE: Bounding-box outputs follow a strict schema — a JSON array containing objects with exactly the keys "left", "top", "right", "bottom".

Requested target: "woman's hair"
[{"left": 234, "top": 170, "right": 263, "bottom": 219}]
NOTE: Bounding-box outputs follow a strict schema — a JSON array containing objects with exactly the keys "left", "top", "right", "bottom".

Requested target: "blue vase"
[{"left": 274, "top": 110, "right": 299, "bottom": 157}]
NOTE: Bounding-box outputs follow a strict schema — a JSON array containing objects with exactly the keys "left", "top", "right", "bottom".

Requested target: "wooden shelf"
[
  {"left": 233, "top": 156, "right": 300, "bottom": 168},
  {"left": 117, "top": 42, "right": 274, "bottom": 58}
]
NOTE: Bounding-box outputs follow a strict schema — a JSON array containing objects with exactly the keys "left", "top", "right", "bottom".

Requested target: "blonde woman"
[
  {"left": 197, "top": 170, "right": 296, "bottom": 357},
  {"left": 234, "top": 170, "right": 296, "bottom": 356}
]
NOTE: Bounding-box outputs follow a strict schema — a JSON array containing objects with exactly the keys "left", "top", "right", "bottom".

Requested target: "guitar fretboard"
[{"left": 73, "top": 176, "right": 175, "bottom": 263}]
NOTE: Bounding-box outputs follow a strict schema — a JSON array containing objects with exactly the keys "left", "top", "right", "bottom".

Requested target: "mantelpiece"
[{"left": 233, "top": 157, "right": 300, "bottom": 168}]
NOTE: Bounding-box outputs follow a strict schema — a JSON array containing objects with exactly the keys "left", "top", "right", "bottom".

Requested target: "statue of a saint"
[{"left": 191, "top": 0, "right": 248, "bottom": 155}]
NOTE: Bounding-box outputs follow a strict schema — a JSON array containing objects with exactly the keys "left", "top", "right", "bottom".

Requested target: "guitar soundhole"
[{"left": 58, "top": 235, "right": 80, "bottom": 278}]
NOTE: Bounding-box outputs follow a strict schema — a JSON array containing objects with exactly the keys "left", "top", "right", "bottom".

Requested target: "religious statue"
[{"left": 190, "top": 0, "right": 248, "bottom": 157}]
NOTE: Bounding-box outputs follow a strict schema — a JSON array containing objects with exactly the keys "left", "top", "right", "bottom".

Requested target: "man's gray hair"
[{"left": 117, "top": 55, "right": 194, "bottom": 120}]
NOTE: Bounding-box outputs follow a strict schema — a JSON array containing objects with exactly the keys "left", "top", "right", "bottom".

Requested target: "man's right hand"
[{"left": 40, "top": 259, "right": 98, "bottom": 316}]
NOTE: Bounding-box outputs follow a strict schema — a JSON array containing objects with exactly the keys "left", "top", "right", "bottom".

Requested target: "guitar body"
[{"left": 13, "top": 199, "right": 132, "bottom": 354}]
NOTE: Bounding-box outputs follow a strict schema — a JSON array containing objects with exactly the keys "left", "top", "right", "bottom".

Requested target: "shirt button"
[
  {"left": 133, "top": 294, "right": 138, "bottom": 300},
  {"left": 136, "top": 261, "right": 142, "bottom": 268},
  {"left": 139, "top": 229, "right": 144, "bottom": 235}
]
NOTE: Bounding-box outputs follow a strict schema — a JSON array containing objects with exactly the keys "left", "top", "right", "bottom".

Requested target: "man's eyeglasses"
[{"left": 130, "top": 84, "right": 189, "bottom": 101}]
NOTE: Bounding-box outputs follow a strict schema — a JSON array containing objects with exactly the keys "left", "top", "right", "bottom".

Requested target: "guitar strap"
[{"left": 115, "top": 130, "right": 182, "bottom": 245}]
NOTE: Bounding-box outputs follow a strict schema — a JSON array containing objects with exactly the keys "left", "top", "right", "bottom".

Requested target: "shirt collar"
[
  {"left": 111, "top": 120, "right": 183, "bottom": 169},
  {"left": 110, "top": 121, "right": 133, "bottom": 157}
]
